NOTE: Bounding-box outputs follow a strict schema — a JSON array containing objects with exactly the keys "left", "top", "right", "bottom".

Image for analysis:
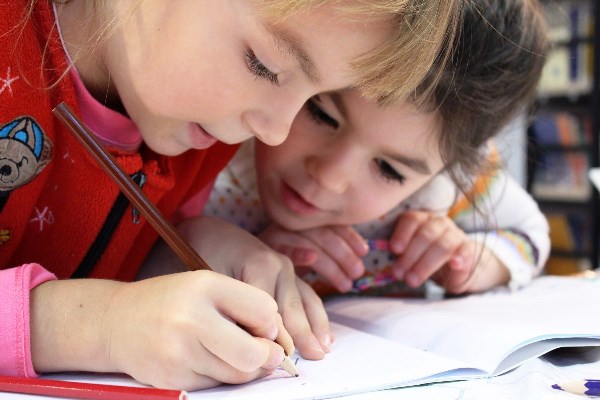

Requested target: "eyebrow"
[
  {"left": 332, "top": 91, "right": 432, "bottom": 176},
  {"left": 388, "top": 153, "right": 431, "bottom": 175},
  {"left": 262, "top": 23, "right": 322, "bottom": 85}
]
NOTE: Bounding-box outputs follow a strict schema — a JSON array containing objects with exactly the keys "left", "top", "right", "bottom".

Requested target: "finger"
[
  {"left": 311, "top": 256, "right": 354, "bottom": 293},
  {"left": 273, "top": 312, "right": 295, "bottom": 357},
  {"left": 206, "top": 281, "right": 285, "bottom": 370},
  {"left": 190, "top": 343, "right": 273, "bottom": 388},
  {"left": 200, "top": 306, "right": 284, "bottom": 373},
  {"left": 390, "top": 211, "right": 431, "bottom": 253},
  {"left": 235, "top": 255, "right": 298, "bottom": 347},
  {"left": 393, "top": 218, "right": 446, "bottom": 279},
  {"left": 404, "top": 231, "right": 463, "bottom": 287},
  {"left": 449, "top": 241, "right": 477, "bottom": 271},
  {"left": 432, "top": 243, "right": 477, "bottom": 293},
  {"left": 275, "top": 265, "right": 326, "bottom": 360},
  {"left": 331, "top": 225, "right": 369, "bottom": 257},
  {"left": 302, "top": 228, "right": 365, "bottom": 280},
  {"left": 271, "top": 243, "right": 319, "bottom": 266},
  {"left": 296, "top": 277, "right": 332, "bottom": 353}
]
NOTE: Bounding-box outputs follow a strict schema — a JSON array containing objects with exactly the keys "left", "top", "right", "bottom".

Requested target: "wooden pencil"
[
  {"left": 52, "top": 101, "right": 299, "bottom": 378},
  {"left": 53, "top": 102, "right": 210, "bottom": 272},
  {"left": 0, "top": 375, "right": 186, "bottom": 400}
]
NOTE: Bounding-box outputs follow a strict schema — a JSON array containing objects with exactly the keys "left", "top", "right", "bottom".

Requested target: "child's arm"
[
  {"left": 445, "top": 167, "right": 550, "bottom": 291},
  {"left": 29, "top": 269, "right": 291, "bottom": 390}
]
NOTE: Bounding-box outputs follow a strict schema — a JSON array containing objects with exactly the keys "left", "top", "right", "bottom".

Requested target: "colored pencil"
[
  {"left": 52, "top": 102, "right": 298, "bottom": 378},
  {"left": 367, "top": 239, "right": 390, "bottom": 252},
  {"left": 351, "top": 240, "right": 395, "bottom": 292},
  {"left": 552, "top": 379, "right": 600, "bottom": 396},
  {"left": 53, "top": 102, "right": 210, "bottom": 272},
  {"left": 0, "top": 375, "right": 186, "bottom": 400}
]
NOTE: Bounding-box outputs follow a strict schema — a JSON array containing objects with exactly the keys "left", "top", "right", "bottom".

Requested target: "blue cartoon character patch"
[{"left": 0, "top": 115, "right": 52, "bottom": 195}]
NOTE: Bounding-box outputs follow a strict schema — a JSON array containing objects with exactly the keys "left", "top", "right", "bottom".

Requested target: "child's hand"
[
  {"left": 389, "top": 210, "right": 511, "bottom": 294},
  {"left": 177, "top": 216, "right": 332, "bottom": 360},
  {"left": 259, "top": 224, "right": 369, "bottom": 293},
  {"left": 30, "top": 273, "right": 290, "bottom": 390},
  {"left": 428, "top": 242, "right": 510, "bottom": 294},
  {"left": 390, "top": 210, "right": 476, "bottom": 292}
]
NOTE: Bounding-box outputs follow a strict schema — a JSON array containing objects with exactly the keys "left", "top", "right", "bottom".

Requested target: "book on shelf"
[
  {"left": 546, "top": 255, "right": 593, "bottom": 275},
  {"left": 542, "top": 0, "right": 591, "bottom": 43},
  {"left": 32, "top": 275, "right": 600, "bottom": 400},
  {"left": 531, "top": 151, "right": 590, "bottom": 201},
  {"left": 547, "top": 212, "right": 590, "bottom": 253},
  {"left": 531, "top": 111, "right": 592, "bottom": 146},
  {"left": 538, "top": 0, "right": 593, "bottom": 98}
]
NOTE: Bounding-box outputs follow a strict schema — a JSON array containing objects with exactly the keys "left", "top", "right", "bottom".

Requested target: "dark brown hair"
[{"left": 420, "top": 0, "right": 548, "bottom": 186}]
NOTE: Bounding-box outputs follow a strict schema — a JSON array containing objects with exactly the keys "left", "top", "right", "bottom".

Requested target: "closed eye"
[
  {"left": 245, "top": 49, "right": 279, "bottom": 86},
  {"left": 305, "top": 98, "right": 339, "bottom": 129},
  {"left": 375, "top": 159, "right": 405, "bottom": 184}
]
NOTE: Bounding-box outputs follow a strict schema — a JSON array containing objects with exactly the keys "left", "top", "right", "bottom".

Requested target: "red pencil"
[{"left": 0, "top": 375, "right": 187, "bottom": 400}]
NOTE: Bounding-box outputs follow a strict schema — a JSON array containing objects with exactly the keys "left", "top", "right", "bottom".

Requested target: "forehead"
[
  {"left": 340, "top": 90, "right": 444, "bottom": 168},
  {"left": 262, "top": 2, "right": 393, "bottom": 90}
]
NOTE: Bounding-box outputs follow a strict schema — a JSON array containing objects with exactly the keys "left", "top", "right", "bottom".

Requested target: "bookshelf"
[{"left": 527, "top": 0, "right": 599, "bottom": 273}]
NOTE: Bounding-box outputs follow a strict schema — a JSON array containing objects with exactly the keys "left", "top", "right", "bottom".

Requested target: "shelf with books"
[
  {"left": 537, "top": 0, "right": 594, "bottom": 98},
  {"left": 528, "top": 0, "right": 599, "bottom": 272},
  {"left": 528, "top": 110, "right": 592, "bottom": 202}
]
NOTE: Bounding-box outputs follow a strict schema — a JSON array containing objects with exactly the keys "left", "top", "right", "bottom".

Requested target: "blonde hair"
[
  {"left": 42, "top": 0, "right": 460, "bottom": 105},
  {"left": 262, "top": 0, "right": 462, "bottom": 105}
]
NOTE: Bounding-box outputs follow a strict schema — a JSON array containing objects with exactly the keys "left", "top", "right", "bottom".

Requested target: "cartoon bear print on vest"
[{"left": 0, "top": 116, "right": 53, "bottom": 214}]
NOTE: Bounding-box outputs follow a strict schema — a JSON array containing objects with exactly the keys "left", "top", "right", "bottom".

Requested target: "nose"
[
  {"left": 305, "top": 150, "right": 353, "bottom": 195},
  {"left": 242, "top": 95, "right": 305, "bottom": 146}
]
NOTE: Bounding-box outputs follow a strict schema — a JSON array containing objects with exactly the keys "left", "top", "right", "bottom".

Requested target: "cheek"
[
  {"left": 139, "top": 47, "right": 244, "bottom": 120},
  {"left": 257, "top": 133, "right": 307, "bottom": 172}
]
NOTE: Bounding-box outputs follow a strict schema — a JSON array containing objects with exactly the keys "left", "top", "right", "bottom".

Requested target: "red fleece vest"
[{"left": 0, "top": 0, "right": 238, "bottom": 280}]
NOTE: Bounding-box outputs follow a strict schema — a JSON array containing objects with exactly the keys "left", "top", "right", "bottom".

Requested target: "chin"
[
  {"left": 276, "top": 217, "right": 321, "bottom": 232},
  {"left": 268, "top": 205, "right": 326, "bottom": 231},
  {"left": 145, "top": 139, "right": 187, "bottom": 156}
]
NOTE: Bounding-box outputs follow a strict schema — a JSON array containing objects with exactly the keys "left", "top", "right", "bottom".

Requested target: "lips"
[
  {"left": 280, "top": 181, "right": 320, "bottom": 215},
  {"left": 188, "top": 123, "right": 217, "bottom": 149}
]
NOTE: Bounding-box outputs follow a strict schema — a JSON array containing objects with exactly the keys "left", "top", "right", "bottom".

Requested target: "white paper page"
[
  {"left": 11, "top": 323, "right": 471, "bottom": 400},
  {"left": 326, "top": 276, "right": 600, "bottom": 373},
  {"left": 495, "top": 337, "right": 600, "bottom": 374},
  {"left": 343, "top": 346, "right": 600, "bottom": 400},
  {"left": 7, "top": 346, "right": 598, "bottom": 400},
  {"left": 197, "top": 323, "right": 472, "bottom": 400}
]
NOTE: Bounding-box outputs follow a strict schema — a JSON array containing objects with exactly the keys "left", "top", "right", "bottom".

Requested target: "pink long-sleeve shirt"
[{"left": 0, "top": 264, "right": 56, "bottom": 377}]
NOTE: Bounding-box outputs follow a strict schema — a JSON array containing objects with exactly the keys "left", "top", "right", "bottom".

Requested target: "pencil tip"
[{"left": 279, "top": 355, "right": 299, "bottom": 377}]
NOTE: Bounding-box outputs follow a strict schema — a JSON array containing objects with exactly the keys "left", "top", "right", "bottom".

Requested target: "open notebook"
[{"left": 27, "top": 275, "right": 600, "bottom": 400}]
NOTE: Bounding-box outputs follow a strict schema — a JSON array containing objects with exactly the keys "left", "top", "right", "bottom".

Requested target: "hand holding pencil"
[
  {"left": 55, "top": 101, "right": 330, "bottom": 362},
  {"left": 31, "top": 103, "right": 301, "bottom": 393}
]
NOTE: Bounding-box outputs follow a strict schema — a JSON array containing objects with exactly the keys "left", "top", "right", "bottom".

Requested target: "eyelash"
[
  {"left": 245, "top": 49, "right": 279, "bottom": 86},
  {"left": 306, "top": 98, "right": 339, "bottom": 129},
  {"left": 375, "top": 159, "right": 406, "bottom": 184},
  {"left": 306, "top": 98, "right": 405, "bottom": 185}
]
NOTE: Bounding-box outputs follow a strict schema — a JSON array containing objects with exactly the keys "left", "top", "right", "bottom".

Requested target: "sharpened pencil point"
[{"left": 279, "top": 355, "right": 299, "bottom": 377}]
